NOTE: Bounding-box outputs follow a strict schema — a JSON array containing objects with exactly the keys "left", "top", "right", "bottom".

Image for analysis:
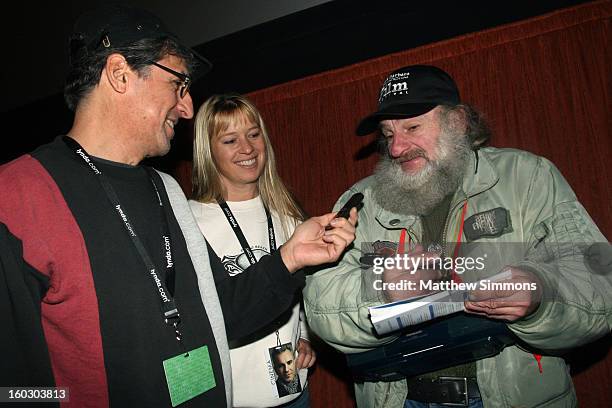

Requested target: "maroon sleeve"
[{"left": 0, "top": 156, "right": 109, "bottom": 406}]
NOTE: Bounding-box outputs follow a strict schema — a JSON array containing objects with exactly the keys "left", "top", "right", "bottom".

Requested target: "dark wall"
[{"left": 1, "top": 0, "right": 589, "bottom": 165}]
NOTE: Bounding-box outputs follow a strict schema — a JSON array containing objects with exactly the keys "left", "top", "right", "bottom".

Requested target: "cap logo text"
[{"left": 379, "top": 72, "right": 410, "bottom": 103}]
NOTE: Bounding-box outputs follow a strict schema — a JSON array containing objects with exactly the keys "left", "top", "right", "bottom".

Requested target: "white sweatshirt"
[{"left": 189, "top": 197, "right": 309, "bottom": 407}]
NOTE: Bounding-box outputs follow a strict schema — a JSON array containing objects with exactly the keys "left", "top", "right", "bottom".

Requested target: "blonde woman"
[{"left": 189, "top": 94, "right": 315, "bottom": 408}]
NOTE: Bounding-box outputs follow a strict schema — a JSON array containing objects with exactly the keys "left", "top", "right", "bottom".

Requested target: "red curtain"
[{"left": 175, "top": 1, "right": 611, "bottom": 406}]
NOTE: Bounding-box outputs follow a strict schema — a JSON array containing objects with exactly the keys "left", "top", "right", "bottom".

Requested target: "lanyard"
[
  {"left": 397, "top": 200, "right": 469, "bottom": 281},
  {"left": 450, "top": 201, "right": 469, "bottom": 283},
  {"left": 62, "top": 136, "right": 183, "bottom": 346},
  {"left": 217, "top": 199, "right": 276, "bottom": 264},
  {"left": 218, "top": 198, "right": 285, "bottom": 348}
]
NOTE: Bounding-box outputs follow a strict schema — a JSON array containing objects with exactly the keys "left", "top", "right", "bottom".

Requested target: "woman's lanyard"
[
  {"left": 217, "top": 199, "right": 285, "bottom": 346},
  {"left": 62, "top": 136, "right": 184, "bottom": 348},
  {"left": 216, "top": 199, "right": 276, "bottom": 261}
]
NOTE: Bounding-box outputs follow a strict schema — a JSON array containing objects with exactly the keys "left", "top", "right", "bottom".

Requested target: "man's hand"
[
  {"left": 464, "top": 267, "right": 543, "bottom": 321},
  {"left": 383, "top": 245, "right": 443, "bottom": 302},
  {"left": 280, "top": 208, "right": 357, "bottom": 272},
  {"left": 295, "top": 338, "right": 316, "bottom": 369}
]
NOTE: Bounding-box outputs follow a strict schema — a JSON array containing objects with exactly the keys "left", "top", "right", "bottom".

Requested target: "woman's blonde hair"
[{"left": 192, "top": 94, "right": 305, "bottom": 235}]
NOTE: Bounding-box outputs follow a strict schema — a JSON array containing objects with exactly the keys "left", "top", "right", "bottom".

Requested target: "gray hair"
[{"left": 439, "top": 103, "right": 491, "bottom": 149}]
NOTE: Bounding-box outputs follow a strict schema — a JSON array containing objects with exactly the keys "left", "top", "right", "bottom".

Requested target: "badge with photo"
[{"left": 269, "top": 343, "right": 302, "bottom": 398}]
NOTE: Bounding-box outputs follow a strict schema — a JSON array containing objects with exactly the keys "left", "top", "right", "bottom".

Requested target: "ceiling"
[
  {"left": 2, "top": 0, "right": 592, "bottom": 113},
  {"left": 1, "top": 0, "right": 332, "bottom": 113},
  {"left": 0, "top": 0, "right": 591, "bottom": 164}
]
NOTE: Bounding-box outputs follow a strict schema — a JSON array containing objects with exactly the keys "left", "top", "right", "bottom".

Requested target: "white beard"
[{"left": 371, "top": 128, "right": 472, "bottom": 216}]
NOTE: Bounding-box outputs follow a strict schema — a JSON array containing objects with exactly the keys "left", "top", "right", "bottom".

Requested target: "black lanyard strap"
[
  {"left": 217, "top": 198, "right": 276, "bottom": 266},
  {"left": 62, "top": 136, "right": 182, "bottom": 342},
  {"left": 145, "top": 166, "right": 177, "bottom": 297},
  {"left": 219, "top": 197, "right": 288, "bottom": 349}
]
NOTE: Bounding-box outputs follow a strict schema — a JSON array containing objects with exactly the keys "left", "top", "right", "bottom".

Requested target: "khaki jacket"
[{"left": 305, "top": 147, "right": 611, "bottom": 407}]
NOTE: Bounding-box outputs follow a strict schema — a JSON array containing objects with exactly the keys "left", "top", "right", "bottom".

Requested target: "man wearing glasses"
[{"left": 0, "top": 4, "right": 357, "bottom": 407}]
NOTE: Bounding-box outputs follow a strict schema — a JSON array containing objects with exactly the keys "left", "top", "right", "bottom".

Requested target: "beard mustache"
[{"left": 371, "top": 127, "right": 472, "bottom": 216}]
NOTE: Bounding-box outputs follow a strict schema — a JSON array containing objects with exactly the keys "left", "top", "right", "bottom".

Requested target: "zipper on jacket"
[{"left": 442, "top": 198, "right": 467, "bottom": 260}]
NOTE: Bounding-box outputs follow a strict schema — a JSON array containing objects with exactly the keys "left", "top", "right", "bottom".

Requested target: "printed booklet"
[{"left": 369, "top": 270, "right": 512, "bottom": 335}]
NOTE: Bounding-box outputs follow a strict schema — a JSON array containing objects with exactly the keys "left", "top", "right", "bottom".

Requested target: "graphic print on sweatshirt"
[{"left": 221, "top": 246, "right": 270, "bottom": 276}]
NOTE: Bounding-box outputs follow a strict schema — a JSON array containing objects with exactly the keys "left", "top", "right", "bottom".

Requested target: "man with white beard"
[{"left": 304, "top": 65, "right": 611, "bottom": 408}]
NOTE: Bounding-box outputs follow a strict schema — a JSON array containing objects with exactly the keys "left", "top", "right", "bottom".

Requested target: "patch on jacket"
[
  {"left": 463, "top": 208, "right": 511, "bottom": 241},
  {"left": 371, "top": 240, "right": 397, "bottom": 256},
  {"left": 359, "top": 240, "right": 397, "bottom": 266}
]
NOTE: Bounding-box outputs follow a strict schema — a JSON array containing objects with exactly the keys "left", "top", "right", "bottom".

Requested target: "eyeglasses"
[{"left": 149, "top": 61, "right": 192, "bottom": 98}]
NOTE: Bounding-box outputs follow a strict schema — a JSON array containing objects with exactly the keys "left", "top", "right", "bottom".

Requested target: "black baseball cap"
[
  {"left": 356, "top": 65, "right": 460, "bottom": 136},
  {"left": 70, "top": 4, "right": 212, "bottom": 77}
]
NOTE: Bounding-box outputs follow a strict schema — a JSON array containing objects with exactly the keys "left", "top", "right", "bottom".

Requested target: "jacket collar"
[{"left": 460, "top": 149, "right": 499, "bottom": 199}]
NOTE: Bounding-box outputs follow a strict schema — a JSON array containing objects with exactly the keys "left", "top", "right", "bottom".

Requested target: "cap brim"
[{"left": 355, "top": 103, "right": 437, "bottom": 136}]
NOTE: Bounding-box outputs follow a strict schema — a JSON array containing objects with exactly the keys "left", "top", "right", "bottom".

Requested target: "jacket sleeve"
[
  {"left": 304, "top": 187, "right": 398, "bottom": 354},
  {"left": 0, "top": 223, "right": 57, "bottom": 392},
  {"left": 210, "top": 243, "right": 305, "bottom": 341},
  {"left": 508, "top": 157, "right": 611, "bottom": 351}
]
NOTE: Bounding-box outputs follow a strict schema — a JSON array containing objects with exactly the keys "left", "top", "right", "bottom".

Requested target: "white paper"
[{"left": 369, "top": 270, "right": 513, "bottom": 335}]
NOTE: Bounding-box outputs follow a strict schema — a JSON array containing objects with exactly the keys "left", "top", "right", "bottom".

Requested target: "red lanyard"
[
  {"left": 398, "top": 229, "right": 408, "bottom": 255},
  {"left": 451, "top": 201, "right": 469, "bottom": 283}
]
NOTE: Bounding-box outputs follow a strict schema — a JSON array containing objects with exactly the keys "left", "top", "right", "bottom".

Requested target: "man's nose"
[
  {"left": 388, "top": 133, "right": 411, "bottom": 158},
  {"left": 177, "top": 92, "right": 194, "bottom": 120}
]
